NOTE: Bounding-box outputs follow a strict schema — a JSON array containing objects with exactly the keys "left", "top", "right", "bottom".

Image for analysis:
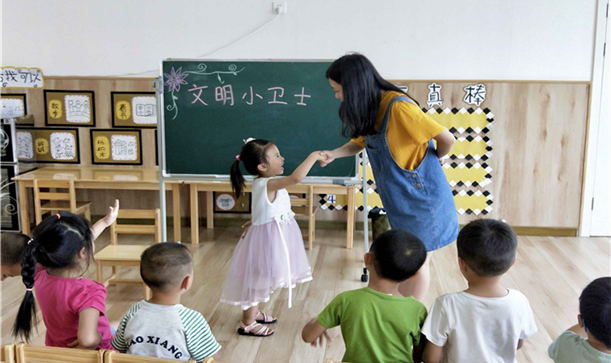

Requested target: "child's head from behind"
[
  {"left": 13, "top": 212, "right": 94, "bottom": 341},
  {"left": 230, "top": 138, "right": 281, "bottom": 197},
  {"left": 366, "top": 229, "right": 427, "bottom": 283},
  {"left": 457, "top": 219, "right": 517, "bottom": 278},
  {"left": 579, "top": 277, "right": 611, "bottom": 349},
  {"left": 1, "top": 232, "right": 30, "bottom": 281},
  {"left": 141, "top": 242, "right": 194, "bottom": 293}
]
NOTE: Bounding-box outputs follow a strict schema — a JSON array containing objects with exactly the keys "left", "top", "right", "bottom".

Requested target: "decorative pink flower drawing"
[{"left": 164, "top": 67, "right": 189, "bottom": 92}]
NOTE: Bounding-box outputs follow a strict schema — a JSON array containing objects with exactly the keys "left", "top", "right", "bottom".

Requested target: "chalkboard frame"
[{"left": 157, "top": 58, "right": 359, "bottom": 184}]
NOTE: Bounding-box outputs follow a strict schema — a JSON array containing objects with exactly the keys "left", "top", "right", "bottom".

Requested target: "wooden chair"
[
  {"left": 290, "top": 185, "right": 318, "bottom": 250},
  {"left": 15, "top": 343, "right": 104, "bottom": 363},
  {"left": 95, "top": 209, "right": 162, "bottom": 300},
  {"left": 325, "top": 360, "right": 348, "bottom": 363},
  {"left": 104, "top": 351, "right": 197, "bottom": 363},
  {"left": 33, "top": 179, "right": 92, "bottom": 224},
  {"left": 1, "top": 344, "right": 15, "bottom": 363}
]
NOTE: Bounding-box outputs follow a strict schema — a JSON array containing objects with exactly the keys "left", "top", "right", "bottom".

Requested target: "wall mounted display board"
[
  {"left": 15, "top": 127, "right": 80, "bottom": 163},
  {"left": 111, "top": 92, "right": 157, "bottom": 128},
  {"left": 44, "top": 90, "right": 95, "bottom": 127},
  {"left": 90, "top": 129, "right": 142, "bottom": 165}
]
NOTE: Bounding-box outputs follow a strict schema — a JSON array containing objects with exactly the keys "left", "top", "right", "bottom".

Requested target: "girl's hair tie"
[
  {"left": 236, "top": 155, "right": 241, "bottom": 162},
  {"left": 243, "top": 137, "right": 255, "bottom": 144},
  {"left": 27, "top": 239, "right": 33, "bottom": 245},
  {"left": 56, "top": 213, "right": 61, "bottom": 219},
  {"left": 26, "top": 288, "right": 33, "bottom": 292}
]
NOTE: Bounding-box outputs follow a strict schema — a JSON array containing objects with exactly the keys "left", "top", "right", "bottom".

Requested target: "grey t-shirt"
[{"left": 112, "top": 300, "right": 221, "bottom": 362}]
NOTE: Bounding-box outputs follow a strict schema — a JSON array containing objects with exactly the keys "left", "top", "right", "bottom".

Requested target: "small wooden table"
[
  {"left": 13, "top": 167, "right": 183, "bottom": 242},
  {"left": 186, "top": 181, "right": 357, "bottom": 248}
]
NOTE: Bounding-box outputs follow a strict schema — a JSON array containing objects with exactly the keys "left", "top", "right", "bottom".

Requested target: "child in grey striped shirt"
[{"left": 112, "top": 243, "right": 221, "bottom": 362}]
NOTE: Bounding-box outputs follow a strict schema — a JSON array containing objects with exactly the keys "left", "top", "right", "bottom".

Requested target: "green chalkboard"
[{"left": 161, "top": 60, "right": 356, "bottom": 179}]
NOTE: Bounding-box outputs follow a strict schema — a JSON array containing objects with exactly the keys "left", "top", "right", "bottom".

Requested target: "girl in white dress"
[{"left": 222, "top": 138, "right": 325, "bottom": 337}]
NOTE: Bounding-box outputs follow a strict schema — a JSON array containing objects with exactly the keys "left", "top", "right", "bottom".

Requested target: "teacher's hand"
[{"left": 319, "top": 150, "right": 336, "bottom": 167}]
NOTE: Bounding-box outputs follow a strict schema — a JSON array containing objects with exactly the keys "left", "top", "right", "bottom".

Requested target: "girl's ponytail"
[
  {"left": 230, "top": 159, "right": 245, "bottom": 198},
  {"left": 12, "top": 240, "right": 38, "bottom": 341}
]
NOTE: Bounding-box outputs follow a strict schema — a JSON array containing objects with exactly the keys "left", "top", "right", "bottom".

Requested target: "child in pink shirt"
[{"left": 13, "top": 212, "right": 113, "bottom": 350}]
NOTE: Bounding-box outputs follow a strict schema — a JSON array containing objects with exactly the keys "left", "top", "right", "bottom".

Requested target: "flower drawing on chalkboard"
[{"left": 164, "top": 67, "right": 189, "bottom": 92}]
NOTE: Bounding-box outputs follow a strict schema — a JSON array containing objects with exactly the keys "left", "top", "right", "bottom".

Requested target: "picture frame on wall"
[
  {"left": 111, "top": 92, "right": 157, "bottom": 128},
  {"left": 15, "top": 127, "right": 80, "bottom": 163},
  {"left": 1, "top": 93, "right": 32, "bottom": 124},
  {"left": 44, "top": 90, "right": 96, "bottom": 127},
  {"left": 90, "top": 129, "right": 143, "bottom": 165}
]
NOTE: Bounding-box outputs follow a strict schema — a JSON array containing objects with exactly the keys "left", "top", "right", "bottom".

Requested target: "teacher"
[{"left": 321, "top": 54, "right": 459, "bottom": 301}]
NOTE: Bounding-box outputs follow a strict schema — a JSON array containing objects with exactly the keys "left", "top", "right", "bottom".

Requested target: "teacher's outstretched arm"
[
  {"left": 320, "top": 141, "right": 363, "bottom": 167},
  {"left": 433, "top": 129, "right": 456, "bottom": 160}
]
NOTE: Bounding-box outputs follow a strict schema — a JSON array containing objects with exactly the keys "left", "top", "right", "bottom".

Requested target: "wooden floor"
[{"left": 1, "top": 226, "right": 610, "bottom": 363}]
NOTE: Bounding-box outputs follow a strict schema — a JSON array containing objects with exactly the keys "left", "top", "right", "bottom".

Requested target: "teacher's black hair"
[
  {"left": 326, "top": 53, "right": 420, "bottom": 139},
  {"left": 580, "top": 277, "right": 611, "bottom": 349},
  {"left": 12, "top": 212, "right": 94, "bottom": 341},
  {"left": 230, "top": 139, "right": 275, "bottom": 198}
]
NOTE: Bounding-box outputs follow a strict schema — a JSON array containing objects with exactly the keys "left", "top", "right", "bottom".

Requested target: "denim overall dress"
[{"left": 364, "top": 96, "right": 459, "bottom": 251}]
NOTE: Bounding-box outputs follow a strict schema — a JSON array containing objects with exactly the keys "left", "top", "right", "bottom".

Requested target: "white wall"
[{"left": 1, "top": 0, "right": 599, "bottom": 80}]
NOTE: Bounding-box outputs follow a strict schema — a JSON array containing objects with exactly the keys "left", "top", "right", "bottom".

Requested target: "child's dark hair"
[
  {"left": 230, "top": 139, "right": 275, "bottom": 197},
  {"left": 457, "top": 219, "right": 517, "bottom": 277},
  {"left": 1, "top": 232, "right": 30, "bottom": 266},
  {"left": 141, "top": 242, "right": 193, "bottom": 291},
  {"left": 369, "top": 229, "right": 427, "bottom": 282},
  {"left": 12, "top": 212, "right": 94, "bottom": 341},
  {"left": 580, "top": 277, "right": 611, "bottom": 349},
  {"left": 326, "top": 53, "right": 420, "bottom": 139}
]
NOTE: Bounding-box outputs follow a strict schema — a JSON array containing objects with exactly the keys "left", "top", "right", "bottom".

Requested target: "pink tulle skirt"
[{"left": 220, "top": 218, "right": 312, "bottom": 310}]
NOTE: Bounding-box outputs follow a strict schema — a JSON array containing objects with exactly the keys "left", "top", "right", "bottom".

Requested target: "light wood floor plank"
[{"left": 1, "top": 227, "right": 609, "bottom": 363}]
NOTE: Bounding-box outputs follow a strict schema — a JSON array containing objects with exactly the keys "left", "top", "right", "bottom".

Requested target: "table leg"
[
  {"left": 190, "top": 184, "right": 199, "bottom": 244},
  {"left": 172, "top": 184, "right": 181, "bottom": 242},
  {"left": 18, "top": 182, "right": 30, "bottom": 235},
  {"left": 206, "top": 191, "right": 214, "bottom": 229},
  {"left": 346, "top": 186, "right": 355, "bottom": 249}
]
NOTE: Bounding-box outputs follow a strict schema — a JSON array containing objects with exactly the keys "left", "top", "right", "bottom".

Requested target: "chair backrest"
[
  {"left": 1, "top": 344, "right": 15, "bottom": 363},
  {"left": 104, "top": 351, "right": 197, "bottom": 363},
  {"left": 110, "top": 209, "right": 162, "bottom": 245},
  {"left": 33, "top": 179, "right": 77, "bottom": 210},
  {"left": 15, "top": 343, "right": 104, "bottom": 363}
]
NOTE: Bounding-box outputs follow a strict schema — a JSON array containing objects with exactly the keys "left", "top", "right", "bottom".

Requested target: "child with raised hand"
[
  {"left": 12, "top": 212, "right": 113, "bottom": 350},
  {"left": 302, "top": 229, "right": 428, "bottom": 363},
  {"left": 422, "top": 219, "right": 537, "bottom": 363},
  {"left": 221, "top": 138, "right": 324, "bottom": 337},
  {"left": 112, "top": 242, "right": 221, "bottom": 361},
  {"left": 1, "top": 199, "right": 119, "bottom": 281},
  {"left": 548, "top": 277, "right": 611, "bottom": 362}
]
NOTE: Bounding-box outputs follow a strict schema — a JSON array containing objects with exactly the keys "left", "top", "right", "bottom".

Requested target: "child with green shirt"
[{"left": 302, "top": 229, "right": 428, "bottom": 363}]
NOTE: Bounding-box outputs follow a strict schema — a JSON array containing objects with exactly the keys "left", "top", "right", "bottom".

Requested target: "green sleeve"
[
  {"left": 111, "top": 302, "right": 141, "bottom": 352},
  {"left": 179, "top": 308, "right": 221, "bottom": 361},
  {"left": 317, "top": 293, "right": 345, "bottom": 329}
]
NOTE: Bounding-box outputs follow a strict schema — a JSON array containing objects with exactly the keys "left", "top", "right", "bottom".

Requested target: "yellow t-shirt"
[{"left": 351, "top": 91, "right": 445, "bottom": 170}]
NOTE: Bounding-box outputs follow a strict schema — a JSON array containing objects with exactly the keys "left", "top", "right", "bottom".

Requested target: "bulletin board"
[
  {"left": 111, "top": 92, "right": 157, "bottom": 128},
  {"left": 90, "top": 129, "right": 142, "bottom": 165},
  {"left": 44, "top": 90, "right": 96, "bottom": 127},
  {"left": 15, "top": 127, "right": 80, "bottom": 163}
]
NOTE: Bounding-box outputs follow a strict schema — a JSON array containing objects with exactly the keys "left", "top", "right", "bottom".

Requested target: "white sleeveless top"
[{"left": 251, "top": 177, "right": 295, "bottom": 226}]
